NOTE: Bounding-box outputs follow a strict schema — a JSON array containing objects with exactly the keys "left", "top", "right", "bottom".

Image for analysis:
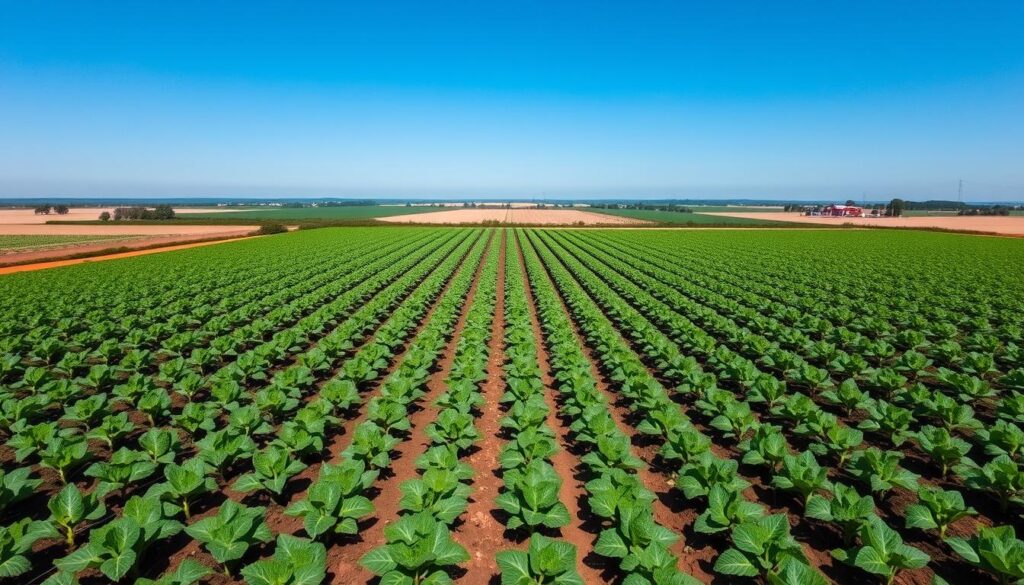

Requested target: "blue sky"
[{"left": 2, "top": 1, "right": 1023, "bottom": 201}]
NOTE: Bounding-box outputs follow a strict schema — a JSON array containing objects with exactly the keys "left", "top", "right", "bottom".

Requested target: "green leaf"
[{"left": 714, "top": 548, "right": 759, "bottom": 577}]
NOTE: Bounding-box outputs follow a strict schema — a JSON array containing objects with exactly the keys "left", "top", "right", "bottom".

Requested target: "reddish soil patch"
[
  {"left": 701, "top": 211, "right": 1024, "bottom": 236},
  {"left": 0, "top": 233, "right": 260, "bottom": 274},
  {"left": 455, "top": 231, "right": 520, "bottom": 582},
  {"left": 378, "top": 208, "right": 648, "bottom": 226}
]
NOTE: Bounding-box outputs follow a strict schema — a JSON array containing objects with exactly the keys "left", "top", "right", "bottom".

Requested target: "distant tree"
[
  {"left": 99, "top": 211, "right": 111, "bottom": 222},
  {"left": 886, "top": 198, "right": 906, "bottom": 217},
  {"left": 257, "top": 223, "right": 287, "bottom": 235},
  {"left": 34, "top": 204, "right": 52, "bottom": 215},
  {"left": 152, "top": 205, "right": 175, "bottom": 220},
  {"left": 54, "top": 205, "right": 70, "bottom": 215},
  {"left": 845, "top": 199, "right": 857, "bottom": 207}
]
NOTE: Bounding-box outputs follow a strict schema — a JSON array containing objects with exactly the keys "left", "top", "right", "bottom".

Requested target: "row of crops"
[{"left": 1, "top": 226, "right": 1023, "bottom": 584}]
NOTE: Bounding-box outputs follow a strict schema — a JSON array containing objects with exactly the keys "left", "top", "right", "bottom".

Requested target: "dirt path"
[
  {"left": 513, "top": 232, "right": 606, "bottom": 583},
  {"left": 456, "top": 231, "right": 517, "bottom": 582},
  {"left": 0, "top": 233, "right": 260, "bottom": 275}
]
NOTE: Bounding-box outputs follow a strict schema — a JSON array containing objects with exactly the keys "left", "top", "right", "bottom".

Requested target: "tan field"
[
  {"left": 377, "top": 208, "right": 645, "bottom": 225},
  {"left": 0, "top": 207, "right": 243, "bottom": 224},
  {"left": 0, "top": 224, "right": 256, "bottom": 236},
  {"left": 700, "top": 211, "right": 1024, "bottom": 236}
]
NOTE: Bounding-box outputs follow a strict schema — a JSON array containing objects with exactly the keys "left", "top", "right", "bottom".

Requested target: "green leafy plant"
[
  {"left": 55, "top": 495, "right": 183, "bottom": 582},
  {"left": 398, "top": 468, "right": 472, "bottom": 524},
  {"left": 197, "top": 428, "right": 256, "bottom": 473},
  {"left": 0, "top": 518, "right": 50, "bottom": 578},
  {"left": 806, "top": 483, "right": 875, "bottom": 545},
  {"left": 0, "top": 466, "right": 42, "bottom": 513},
  {"left": 359, "top": 511, "right": 469, "bottom": 585},
  {"left": 39, "top": 433, "right": 92, "bottom": 484},
  {"left": 846, "top": 448, "right": 920, "bottom": 496},
  {"left": 232, "top": 445, "right": 307, "bottom": 498},
  {"left": 341, "top": 422, "right": 400, "bottom": 470},
  {"left": 585, "top": 469, "right": 656, "bottom": 520},
  {"left": 739, "top": 423, "right": 788, "bottom": 470},
  {"left": 135, "top": 559, "right": 211, "bottom": 585},
  {"left": 184, "top": 500, "right": 272, "bottom": 574},
  {"left": 85, "top": 447, "right": 157, "bottom": 498},
  {"left": 905, "top": 486, "right": 976, "bottom": 538},
  {"left": 915, "top": 426, "right": 972, "bottom": 478},
  {"left": 772, "top": 451, "right": 832, "bottom": 506},
  {"left": 945, "top": 525, "right": 1024, "bottom": 585},
  {"left": 147, "top": 457, "right": 218, "bottom": 520},
  {"left": 138, "top": 427, "right": 181, "bottom": 465},
  {"left": 496, "top": 533, "right": 584, "bottom": 585},
  {"left": 957, "top": 455, "right": 1024, "bottom": 512},
  {"left": 424, "top": 408, "right": 481, "bottom": 452},
  {"left": 580, "top": 434, "right": 644, "bottom": 474},
  {"left": 284, "top": 459, "right": 376, "bottom": 539},
  {"left": 832, "top": 515, "right": 929, "bottom": 585},
  {"left": 695, "top": 484, "right": 766, "bottom": 534},
  {"left": 496, "top": 460, "right": 571, "bottom": 531},
  {"left": 713, "top": 514, "right": 814, "bottom": 580},
  {"left": 85, "top": 412, "right": 135, "bottom": 448},
  {"left": 676, "top": 451, "right": 749, "bottom": 500},
  {"left": 239, "top": 534, "right": 326, "bottom": 585},
  {"left": 43, "top": 483, "right": 106, "bottom": 548}
]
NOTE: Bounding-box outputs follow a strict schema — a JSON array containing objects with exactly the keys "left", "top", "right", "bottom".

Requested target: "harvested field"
[
  {"left": 3, "top": 227, "right": 1024, "bottom": 585},
  {"left": 0, "top": 223, "right": 258, "bottom": 266},
  {"left": 0, "top": 207, "right": 242, "bottom": 224},
  {"left": 376, "top": 208, "right": 648, "bottom": 225},
  {"left": 0, "top": 234, "right": 142, "bottom": 253},
  {"left": 0, "top": 233, "right": 259, "bottom": 273},
  {"left": 0, "top": 224, "right": 256, "bottom": 236},
  {"left": 701, "top": 211, "right": 1024, "bottom": 235}
]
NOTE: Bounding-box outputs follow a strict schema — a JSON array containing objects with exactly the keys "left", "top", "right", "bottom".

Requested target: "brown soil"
[
  {"left": 377, "top": 209, "right": 649, "bottom": 226},
  {"left": 456, "top": 231, "right": 519, "bottom": 582},
  {"left": 0, "top": 207, "right": 247, "bottom": 224},
  {"left": 701, "top": 211, "right": 1024, "bottom": 236},
  {"left": 0, "top": 233, "right": 260, "bottom": 274}
]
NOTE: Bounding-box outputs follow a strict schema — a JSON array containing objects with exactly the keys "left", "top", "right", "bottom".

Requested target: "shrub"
[{"left": 258, "top": 223, "right": 288, "bottom": 235}]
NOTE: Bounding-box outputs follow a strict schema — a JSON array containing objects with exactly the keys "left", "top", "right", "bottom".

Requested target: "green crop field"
[
  {"left": 1, "top": 227, "right": 1023, "bottom": 585},
  {"left": 592, "top": 208, "right": 796, "bottom": 225},
  {"left": 177, "top": 205, "right": 440, "bottom": 221},
  {"left": 0, "top": 234, "right": 136, "bottom": 252}
]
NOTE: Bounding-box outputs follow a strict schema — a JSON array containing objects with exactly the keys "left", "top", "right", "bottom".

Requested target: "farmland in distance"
[{"left": 1, "top": 227, "right": 1024, "bottom": 585}]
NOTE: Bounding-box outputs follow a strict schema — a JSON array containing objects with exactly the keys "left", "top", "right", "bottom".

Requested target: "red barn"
[{"left": 822, "top": 204, "right": 864, "bottom": 217}]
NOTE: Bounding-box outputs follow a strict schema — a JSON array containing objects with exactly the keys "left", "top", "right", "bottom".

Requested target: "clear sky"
[{"left": 2, "top": 1, "right": 1023, "bottom": 201}]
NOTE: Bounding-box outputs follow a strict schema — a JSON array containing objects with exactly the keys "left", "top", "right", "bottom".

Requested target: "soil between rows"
[{"left": 454, "top": 230, "right": 518, "bottom": 584}]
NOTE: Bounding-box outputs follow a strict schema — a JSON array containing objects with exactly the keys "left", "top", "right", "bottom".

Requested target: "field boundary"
[{"left": 0, "top": 232, "right": 261, "bottom": 274}]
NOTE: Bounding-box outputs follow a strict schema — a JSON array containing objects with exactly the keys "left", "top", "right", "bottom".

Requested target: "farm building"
[{"left": 821, "top": 204, "right": 865, "bottom": 217}]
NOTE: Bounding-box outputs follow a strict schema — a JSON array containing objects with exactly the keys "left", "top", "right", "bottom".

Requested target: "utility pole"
[{"left": 958, "top": 179, "right": 964, "bottom": 204}]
